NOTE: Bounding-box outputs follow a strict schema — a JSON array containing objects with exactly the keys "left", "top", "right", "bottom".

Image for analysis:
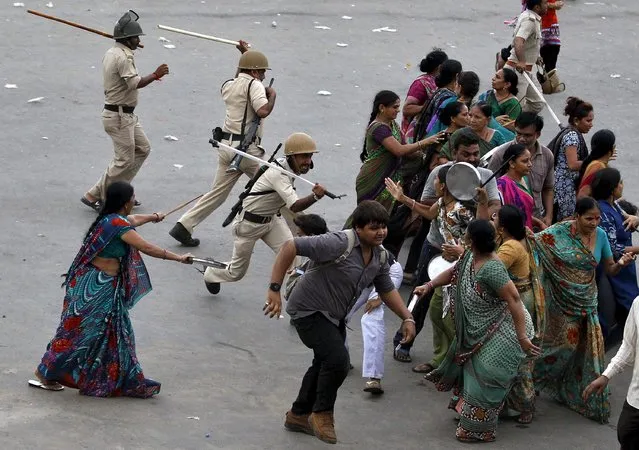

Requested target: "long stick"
[
  {"left": 210, "top": 139, "right": 346, "bottom": 199},
  {"left": 158, "top": 25, "right": 239, "bottom": 46},
  {"left": 522, "top": 72, "right": 561, "bottom": 126},
  {"left": 164, "top": 194, "right": 205, "bottom": 217},
  {"left": 27, "top": 10, "right": 144, "bottom": 48}
]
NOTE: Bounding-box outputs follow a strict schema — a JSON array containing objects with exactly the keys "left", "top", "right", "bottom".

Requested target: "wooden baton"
[{"left": 27, "top": 10, "right": 144, "bottom": 48}]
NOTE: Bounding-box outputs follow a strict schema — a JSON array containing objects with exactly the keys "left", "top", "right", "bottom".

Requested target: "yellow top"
[{"left": 497, "top": 239, "right": 529, "bottom": 280}]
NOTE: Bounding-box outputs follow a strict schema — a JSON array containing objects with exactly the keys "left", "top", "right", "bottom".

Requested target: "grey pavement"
[{"left": 0, "top": 0, "right": 637, "bottom": 448}]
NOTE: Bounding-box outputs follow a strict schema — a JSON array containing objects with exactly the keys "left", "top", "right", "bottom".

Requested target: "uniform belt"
[
  {"left": 243, "top": 211, "right": 271, "bottom": 224},
  {"left": 104, "top": 104, "right": 135, "bottom": 114},
  {"left": 221, "top": 132, "right": 245, "bottom": 141},
  {"left": 505, "top": 60, "right": 533, "bottom": 72}
]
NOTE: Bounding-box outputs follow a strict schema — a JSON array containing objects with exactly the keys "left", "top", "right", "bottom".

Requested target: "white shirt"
[{"left": 603, "top": 297, "right": 639, "bottom": 408}]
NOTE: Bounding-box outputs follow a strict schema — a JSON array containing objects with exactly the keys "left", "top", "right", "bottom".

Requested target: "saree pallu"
[
  {"left": 406, "top": 88, "right": 455, "bottom": 143},
  {"left": 426, "top": 253, "right": 532, "bottom": 441},
  {"left": 497, "top": 175, "right": 535, "bottom": 229},
  {"left": 578, "top": 160, "right": 606, "bottom": 193},
  {"left": 38, "top": 214, "right": 159, "bottom": 398},
  {"left": 532, "top": 221, "right": 610, "bottom": 423}
]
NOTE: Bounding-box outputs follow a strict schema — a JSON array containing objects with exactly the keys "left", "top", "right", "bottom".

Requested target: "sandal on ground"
[
  {"left": 516, "top": 412, "right": 534, "bottom": 424},
  {"left": 393, "top": 347, "right": 412, "bottom": 363},
  {"left": 29, "top": 370, "right": 64, "bottom": 391},
  {"left": 412, "top": 362, "right": 435, "bottom": 373},
  {"left": 80, "top": 196, "right": 102, "bottom": 212}
]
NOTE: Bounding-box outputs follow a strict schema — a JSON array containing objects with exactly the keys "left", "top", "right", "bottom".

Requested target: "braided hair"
[
  {"left": 84, "top": 181, "right": 134, "bottom": 241},
  {"left": 361, "top": 90, "right": 400, "bottom": 162}
]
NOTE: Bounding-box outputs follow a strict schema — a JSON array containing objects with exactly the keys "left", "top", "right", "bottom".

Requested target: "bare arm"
[
  {"left": 379, "top": 289, "right": 416, "bottom": 344},
  {"left": 120, "top": 230, "right": 186, "bottom": 262},
  {"left": 402, "top": 99, "right": 424, "bottom": 119},
  {"left": 542, "top": 188, "right": 554, "bottom": 225},
  {"left": 289, "top": 184, "right": 326, "bottom": 213},
  {"left": 264, "top": 240, "right": 297, "bottom": 318},
  {"left": 385, "top": 177, "right": 439, "bottom": 219},
  {"left": 513, "top": 37, "right": 526, "bottom": 64},
  {"left": 498, "top": 281, "right": 529, "bottom": 340},
  {"left": 256, "top": 88, "right": 276, "bottom": 118},
  {"left": 137, "top": 64, "right": 169, "bottom": 89},
  {"left": 603, "top": 254, "right": 636, "bottom": 277},
  {"left": 565, "top": 146, "right": 583, "bottom": 171},
  {"left": 381, "top": 132, "right": 444, "bottom": 158},
  {"left": 126, "top": 213, "right": 164, "bottom": 227}
]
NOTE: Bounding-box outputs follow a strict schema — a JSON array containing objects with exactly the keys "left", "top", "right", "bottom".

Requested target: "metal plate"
[
  {"left": 427, "top": 255, "right": 456, "bottom": 281},
  {"left": 445, "top": 162, "right": 481, "bottom": 202}
]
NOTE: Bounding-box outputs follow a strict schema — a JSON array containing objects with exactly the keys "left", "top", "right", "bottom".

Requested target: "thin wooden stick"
[
  {"left": 157, "top": 25, "right": 240, "bottom": 46},
  {"left": 27, "top": 10, "right": 144, "bottom": 47},
  {"left": 164, "top": 194, "right": 204, "bottom": 217}
]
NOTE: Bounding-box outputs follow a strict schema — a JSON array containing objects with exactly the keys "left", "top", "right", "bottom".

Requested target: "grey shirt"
[
  {"left": 286, "top": 231, "right": 395, "bottom": 326},
  {"left": 487, "top": 140, "right": 555, "bottom": 218},
  {"left": 421, "top": 162, "right": 500, "bottom": 248}
]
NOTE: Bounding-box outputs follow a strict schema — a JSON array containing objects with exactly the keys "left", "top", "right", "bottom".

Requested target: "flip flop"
[
  {"left": 28, "top": 379, "right": 64, "bottom": 391},
  {"left": 393, "top": 346, "right": 412, "bottom": 363},
  {"left": 80, "top": 197, "right": 102, "bottom": 212}
]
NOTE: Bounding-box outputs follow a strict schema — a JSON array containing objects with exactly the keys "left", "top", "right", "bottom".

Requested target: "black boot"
[
  {"left": 169, "top": 223, "right": 200, "bottom": 247},
  {"left": 205, "top": 281, "right": 220, "bottom": 295}
]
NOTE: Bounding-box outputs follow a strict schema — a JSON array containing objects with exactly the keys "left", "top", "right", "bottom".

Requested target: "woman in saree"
[
  {"left": 497, "top": 143, "right": 545, "bottom": 230},
  {"left": 439, "top": 103, "right": 508, "bottom": 161},
  {"left": 349, "top": 90, "right": 445, "bottom": 224},
  {"left": 533, "top": 197, "right": 635, "bottom": 422},
  {"left": 419, "top": 219, "right": 539, "bottom": 443},
  {"left": 425, "top": 70, "right": 480, "bottom": 137},
  {"left": 34, "top": 181, "right": 193, "bottom": 397},
  {"left": 478, "top": 68, "right": 521, "bottom": 139},
  {"left": 494, "top": 205, "right": 546, "bottom": 424},
  {"left": 401, "top": 48, "right": 448, "bottom": 135},
  {"left": 591, "top": 168, "right": 639, "bottom": 345},
  {"left": 576, "top": 129, "right": 616, "bottom": 198}
]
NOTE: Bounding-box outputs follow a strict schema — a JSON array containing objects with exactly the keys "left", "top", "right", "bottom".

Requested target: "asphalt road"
[{"left": 1, "top": 0, "right": 637, "bottom": 448}]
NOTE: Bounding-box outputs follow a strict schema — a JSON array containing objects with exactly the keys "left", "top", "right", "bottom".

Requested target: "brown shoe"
[
  {"left": 309, "top": 411, "right": 337, "bottom": 444},
  {"left": 284, "top": 410, "right": 313, "bottom": 435}
]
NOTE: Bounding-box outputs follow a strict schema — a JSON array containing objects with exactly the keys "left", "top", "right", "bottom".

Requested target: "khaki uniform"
[
  {"left": 204, "top": 157, "right": 298, "bottom": 283},
  {"left": 88, "top": 43, "right": 151, "bottom": 201},
  {"left": 507, "top": 9, "right": 544, "bottom": 114},
  {"left": 179, "top": 73, "right": 269, "bottom": 233}
]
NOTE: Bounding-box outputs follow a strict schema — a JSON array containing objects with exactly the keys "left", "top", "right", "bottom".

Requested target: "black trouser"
[
  {"left": 540, "top": 44, "right": 561, "bottom": 72},
  {"left": 404, "top": 219, "right": 431, "bottom": 274},
  {"left": 618, "top": 401, "right": 639, "bottom": 449},
  {"left": 393, "top": 241, "right": 441, "bottom": 351},
  {"left": 291, "top": 313, "right": 349, "bottom": 414}
]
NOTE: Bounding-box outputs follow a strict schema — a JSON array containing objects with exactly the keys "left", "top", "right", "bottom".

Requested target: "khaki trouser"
[
  {"left": 88, "top": 110, "right": 151, "bottom": 201},
  {"left": 513, "top": 68, "right": 545, "bottom": 114},
  {"left": 204, "top": 213, "right": 292, "bottom": 283},
  {"left": 178, "top": 138, "right": 264, "bottom": 233}
]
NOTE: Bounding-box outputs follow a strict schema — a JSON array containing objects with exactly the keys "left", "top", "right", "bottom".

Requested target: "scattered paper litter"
[
  {"left": 4, "top": 84, "right": 17, "bottom": 89},
  {"left": 254, "top": 21, "right": 261, "bottom": 24},
  {"left": 158, "top": 36, "right": 171, "bottom": 43},
  {"left": 164, "top": 135, "right": 179, "bottom": 141},
  {"left": 317, "top": 90, "right": 332, "bottom": 96},
  {"left": 372, "top": 26, "right": 396, "bottom": 33},
  {"left": 313, "top": 21, "right": 319, "bottom": 24},
  {"left": 187, "top": 416, "right": 200, "bottom": 420},
  {"left": 37, "top": 233, "right": 45, "bottom": 237},
  {"left": 610, "top": 74, "right": 621, "bottom": 78},
  {"left": 42, "top": 137, "right": 48, "bottom": 140},
  {"left": 27, "top": 97, "right": 45, "bottom": 103},
  {"left": 13, "top": 2, "right": 24, "bottom": 7},
  {"left": 601, "top": 16, "right": 606, "bottom": 19},
  {"left": 45, "top": 1, "right": 53, "bottom": 7},
  {"left": 336, "top": 43, "right": 348, "bottom": 47},
  {"left": 342, "top": 16, "right": 352, "bottom": 20},
  {"left": 173, "top": 164, "right": 184, "bottom": 169},
  {"left": 163, "top": 44, "right": 176, "bottom": 49},
  {"left": 271, "top": 21, "right": 277, "bottom": 28},
  {"left": 314, "top": 25, "right": 331, "bottom": 30},
  {"left": 334, "top": 143, "right": 341, "bottom": 147}
]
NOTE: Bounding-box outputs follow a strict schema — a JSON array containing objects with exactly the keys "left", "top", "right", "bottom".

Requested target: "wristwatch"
[{"left": 269, "top": 282, "right": 282, "bottom": 292}]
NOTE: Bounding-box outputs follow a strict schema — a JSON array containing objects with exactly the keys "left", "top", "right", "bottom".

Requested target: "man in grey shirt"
[
  {"left": 485, "top": 112, "right": 555, "bottom": 227},
  {"left": 393, "top": 129, "right": 501, "bottom": 364},
  {"left": 263, "top": 201, "right": 415, "bottom": 444}
]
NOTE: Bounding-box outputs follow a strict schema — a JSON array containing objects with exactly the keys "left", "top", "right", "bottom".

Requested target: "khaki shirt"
[
  {"left": 103, "top": 43, "right": 141, "bottom": 107},
  {"left": 487, "top": 140, "right": 555, "bottom": 217},
  {"left": 242, "top": 157, "right": 298, "bottom": 216},
  {"left": 221, "top": 73, "right": 268, "bottom": 138},
  {"left": 508, "top": 9, "right": 541, "bottom": 66}
]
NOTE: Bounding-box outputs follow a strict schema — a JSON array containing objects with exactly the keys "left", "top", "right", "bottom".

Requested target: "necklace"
[{"left": 572, "top": 223, "right": 594, "bottom": 248}]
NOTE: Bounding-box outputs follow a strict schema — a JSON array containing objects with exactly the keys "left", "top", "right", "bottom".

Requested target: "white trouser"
[{"left": 345, "top": 261, "right": 403, "bottom": 379}]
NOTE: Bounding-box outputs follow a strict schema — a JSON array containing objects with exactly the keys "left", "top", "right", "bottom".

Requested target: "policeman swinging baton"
[
  {"left": 209, "top": 138, "right": 347, "bottom": 200},
  {"left": 27, "top": 9, "right": 145, "bottom": 48}
]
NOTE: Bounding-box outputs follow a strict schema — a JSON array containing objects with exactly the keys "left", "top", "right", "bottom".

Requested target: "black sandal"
[
  {"left": 393, "top": 347, "right": 412, "bottom": 363},
  {"left": 81, "top": 197, "right": 101, "bottom": 212}
]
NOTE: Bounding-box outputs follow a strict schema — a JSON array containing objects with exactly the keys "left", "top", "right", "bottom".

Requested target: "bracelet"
[
  {"left": 162, "top": 249, "right": 167, "bottom": 260},
  {"left": 313, "top": 194, "right": 320, "bottom": 201},
  {"left": 403, "top": 318, "right": 416, "bottom": 324},
  {"left": 517, "top": 336, "right": 528, "bottom": 341},
  {"left": 426, "top": 281, "right": 434, "bottom": 290},
  {"left": 153, "top": 213, "right": 160, "bottom": 222}
]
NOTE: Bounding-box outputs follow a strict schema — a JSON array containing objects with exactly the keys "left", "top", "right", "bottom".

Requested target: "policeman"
[
  {"left": 203, "top": 133, "right": 326, "bottom": 295},
  {"left": 82, "top": 10, "right": 169, "bottom": 210},
  {"left": 169, "top": 47, "right": 277, "bottom": 246}
]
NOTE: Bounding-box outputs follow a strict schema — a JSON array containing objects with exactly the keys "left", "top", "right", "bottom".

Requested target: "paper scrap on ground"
[
  {"left": 164, "top": 135, "right": 179, "bottom": 141},
  {"left": 173, "top": 164, "right": 184, "bottom": 169},
  {"left": 334, "top": 143, "right": 341, "bottom": 147},
  {"left": 158, "top": 37, "right": 171, "bottom": 43},
  {"left": 336, "top": 43, "right": 348, "bottom": 47},
  {"left": 187, "top": 416, "right": 200, "bottom": 420},
  {"left": 46, "top": 1, "right": 53, "bottom": 7},
  {"left": 42, "top": 137, "right": 48, "bottom": 140},
  {"left": 610, "top": 74, "right": 621, "bottom": 78},
  {"left": 13, "top": 2, "right": 24, "bottom": 6},
  {"left": 314, "top": 25, "right": 331, "bottom": 30},
  {"left": 28, "top": 97, "right": 45, "bottom": 103},
  {"left": 4, "top": 84, "right": 17, "bottom": 89},
  {"left": 271, "top": 21, "right": 277, "bottom": 27},
  {"left": 372, "top": 26, "right": 397, "bottom": 33},
  {"left": 342, "top": 16, "right": 352, "bottom": 20},
  {"left": 317, "top": 90, "right": 332, "bottom": 96},
  {"left": 254, "top": 21, "right": 261, "bottom": 24},
  {"left": 164, "top": 44, "right": 176, "bottom": 49}
]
